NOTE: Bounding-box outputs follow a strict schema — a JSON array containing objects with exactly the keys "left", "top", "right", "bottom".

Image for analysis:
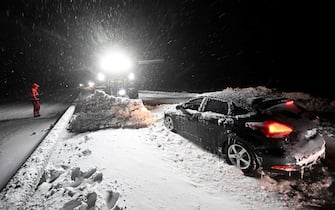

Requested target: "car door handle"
[{"left": 191, "top": 113, "right": 201, "bottom": 120}]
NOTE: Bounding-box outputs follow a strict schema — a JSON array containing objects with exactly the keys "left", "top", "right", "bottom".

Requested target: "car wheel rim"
[
  {"left": 227, "top": 144, "right": 251, "bottom": 170},
  {"left": 164, "top": 116, "right": 174, "bottom": 130}
]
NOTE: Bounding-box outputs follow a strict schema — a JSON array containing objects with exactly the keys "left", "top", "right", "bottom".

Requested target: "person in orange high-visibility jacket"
[{"left": 30, "top": 83, "right": 40, "bottom": 117}]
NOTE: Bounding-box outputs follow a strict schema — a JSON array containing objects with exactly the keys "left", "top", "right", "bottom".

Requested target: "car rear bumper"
[{"left": 259, "top": 134, "right": 326, "bottom": 172}]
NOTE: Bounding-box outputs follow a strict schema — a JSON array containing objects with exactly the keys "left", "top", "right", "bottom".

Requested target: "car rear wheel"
[
  {"left": 164, "top": 116, "right": 175, "bottom": 132},
  {"left": 225, "top": 140, "right": 258, "bottom": 174}
]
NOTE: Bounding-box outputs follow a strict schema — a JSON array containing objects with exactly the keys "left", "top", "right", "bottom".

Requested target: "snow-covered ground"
[{"left": 1, "top": 87, "right": 335, "bottom": 210}]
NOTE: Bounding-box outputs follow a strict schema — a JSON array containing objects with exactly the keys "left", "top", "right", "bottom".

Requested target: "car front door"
[{"left": 178, "top": 97, "right": 204, "bottom": 140}]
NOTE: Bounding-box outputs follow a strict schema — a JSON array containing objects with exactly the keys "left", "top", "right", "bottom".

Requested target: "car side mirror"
[
  {"left": 176, "top": 104, "right": 192, "bottom": 116},
  {"left": 176, "top": 104, "right": 182, "bottom": 110}
]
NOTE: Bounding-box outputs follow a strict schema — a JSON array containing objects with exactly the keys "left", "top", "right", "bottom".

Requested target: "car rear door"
[{"left": 196, "top": 98, "right": 230, "bottom": 148}]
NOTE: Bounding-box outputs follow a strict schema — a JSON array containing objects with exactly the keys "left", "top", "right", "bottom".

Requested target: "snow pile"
[
  {"left": 209, "top": 86, "right": 335, "bottom": 112},
  {"left": 260, "top": 171, "right": 335, "bottom": 208},
  {"left": 280, "top": 91, "right": 335, "bottom": 113},
  {"left": 68, "top": 90, "right": 156, "bottom": 133}
]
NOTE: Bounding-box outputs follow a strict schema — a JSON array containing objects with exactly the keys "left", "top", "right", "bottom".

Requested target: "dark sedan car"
[{"left": 163, "top": 91, "right": 326, "bottom": 176}]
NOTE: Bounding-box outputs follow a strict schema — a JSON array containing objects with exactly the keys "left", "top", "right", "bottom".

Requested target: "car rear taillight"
[
  {"left": 246, "top": 121, "right": 293, "bottom": 138},
  {"left": 271, "top": 165, "right": 297, "bottom": 172},
  {"left": 285, "top": 100, "right": 294, "bottom": 106}
]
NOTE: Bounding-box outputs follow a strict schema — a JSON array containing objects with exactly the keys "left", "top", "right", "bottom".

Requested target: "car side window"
[
  {"left": 232, "top": 103, "right": 249, "bottom": 115},
  {"left": 203, "top": 99, "right": 228, "bottom": 114},
  {"left": 184, "top": 98, "right": 203, "bottom": 110}
]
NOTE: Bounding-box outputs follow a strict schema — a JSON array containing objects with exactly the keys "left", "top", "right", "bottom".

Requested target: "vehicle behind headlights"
[{"left": 117, "top": 88, "right": 127, "bottom": 97}]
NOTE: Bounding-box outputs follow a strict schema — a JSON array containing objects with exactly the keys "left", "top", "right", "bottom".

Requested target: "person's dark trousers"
[{"left": 32, "top": 100, "right": 40, "bottom": 117}]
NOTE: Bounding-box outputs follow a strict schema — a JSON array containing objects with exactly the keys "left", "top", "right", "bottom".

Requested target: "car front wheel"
[
  {"left": 164, "top": 116, "right": 175, "bottom": 132},
  {"left": 225, "top": 140, "right": 258, "bottom": 174}
]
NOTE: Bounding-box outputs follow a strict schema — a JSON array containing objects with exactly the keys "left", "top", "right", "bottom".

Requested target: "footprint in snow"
[
  {"left": 38, "top": 167, "right": 64, "bottom": 186},
  {"left": 106, "top": 190, "right": 120, "bottom": 209},
  {"left": 82, "top": 149, "right": 92, "bottom": 156},
  {"left": 86, "top": 192, "right": 97, "bottom": 210},
  {"left": 61, "top": 192, "right": 97, "bottom": 210},
  {"left": 61, "top": 199, "right": 81, "bottom": 210},
  {"left": 71, "top": 167, "right": 102, "bottom": 186}
]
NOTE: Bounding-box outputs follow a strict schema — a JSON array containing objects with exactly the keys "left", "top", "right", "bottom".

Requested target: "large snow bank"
[
  {"left": 280, "top": 91, "right": 335, "bottom": 113},
  {"left": 208, "top": 86, "right": 335, "bottom": 113},
  {"left": 68, "top": 90, "right": 156, "bottom": 133}
]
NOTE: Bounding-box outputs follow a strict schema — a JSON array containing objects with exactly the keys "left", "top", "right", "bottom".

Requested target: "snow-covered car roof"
[{"left": 196, "top": 88, "right": 284, "bottom": 111}]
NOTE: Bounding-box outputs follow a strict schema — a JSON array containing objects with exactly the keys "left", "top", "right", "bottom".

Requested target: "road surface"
[{"left": 0, "top": 89, "right": 79, "bottom": 190}]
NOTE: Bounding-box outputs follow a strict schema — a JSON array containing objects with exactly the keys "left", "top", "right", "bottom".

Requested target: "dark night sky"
[{"left": 0, "top": 0, "right": 332, "bottom": 99}]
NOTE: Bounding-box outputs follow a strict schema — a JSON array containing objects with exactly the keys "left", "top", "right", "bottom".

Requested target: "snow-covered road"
[
  {"left": 0, "top": 89, "right": 79, "bottom": 191},
  {"left": 0, "top": 116, "right": 58, "bottom": 190}
]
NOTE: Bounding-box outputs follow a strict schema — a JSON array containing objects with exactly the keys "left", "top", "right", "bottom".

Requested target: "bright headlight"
[
  {"left": 97, "top": 73, "right": 105, "bottom": 81},
  {"left": 99, "top": 51, "right": 133, "bottom": 73},
  {"left": 118, "top": 88, "right": 127, "bottom": 96},
  {"left": 88, "top": 81, "right": 95, "bottom": 88},
  {"left": 128, "top": 72, "right": 135, "bottom": 81}
]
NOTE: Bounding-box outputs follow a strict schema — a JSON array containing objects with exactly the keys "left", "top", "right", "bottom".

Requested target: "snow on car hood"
[{"left": 68, "top": 90, "right": 156, "bottom": 133}]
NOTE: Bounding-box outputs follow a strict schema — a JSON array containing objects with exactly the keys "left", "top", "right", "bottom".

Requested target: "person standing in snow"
[{"left": 30, "top": 82, "right": 41, "bottom": 117}]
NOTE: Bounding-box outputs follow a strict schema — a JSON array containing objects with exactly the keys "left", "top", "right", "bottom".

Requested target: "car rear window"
[
  {"left": 232, "top": 103, "right": 249, "bottom": 115},
  {"left": 203, "top": 99, "right": 228, "bottom": 114}
]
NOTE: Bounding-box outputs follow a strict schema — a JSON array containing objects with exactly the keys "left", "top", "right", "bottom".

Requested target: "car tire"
[
  {"left": 164, "top": 115, "right": 175, "bottom": 132},
  {"left": 225, "top": 140, "right": 259, "bottom": 174}
]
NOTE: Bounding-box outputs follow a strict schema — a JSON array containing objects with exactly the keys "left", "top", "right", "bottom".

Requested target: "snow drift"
[
  {"left": 204, "top": 86, "right": 335, "bottom": 113},
  {"left": 68, "top": 90, "right": 156, "bottom": 133}
]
